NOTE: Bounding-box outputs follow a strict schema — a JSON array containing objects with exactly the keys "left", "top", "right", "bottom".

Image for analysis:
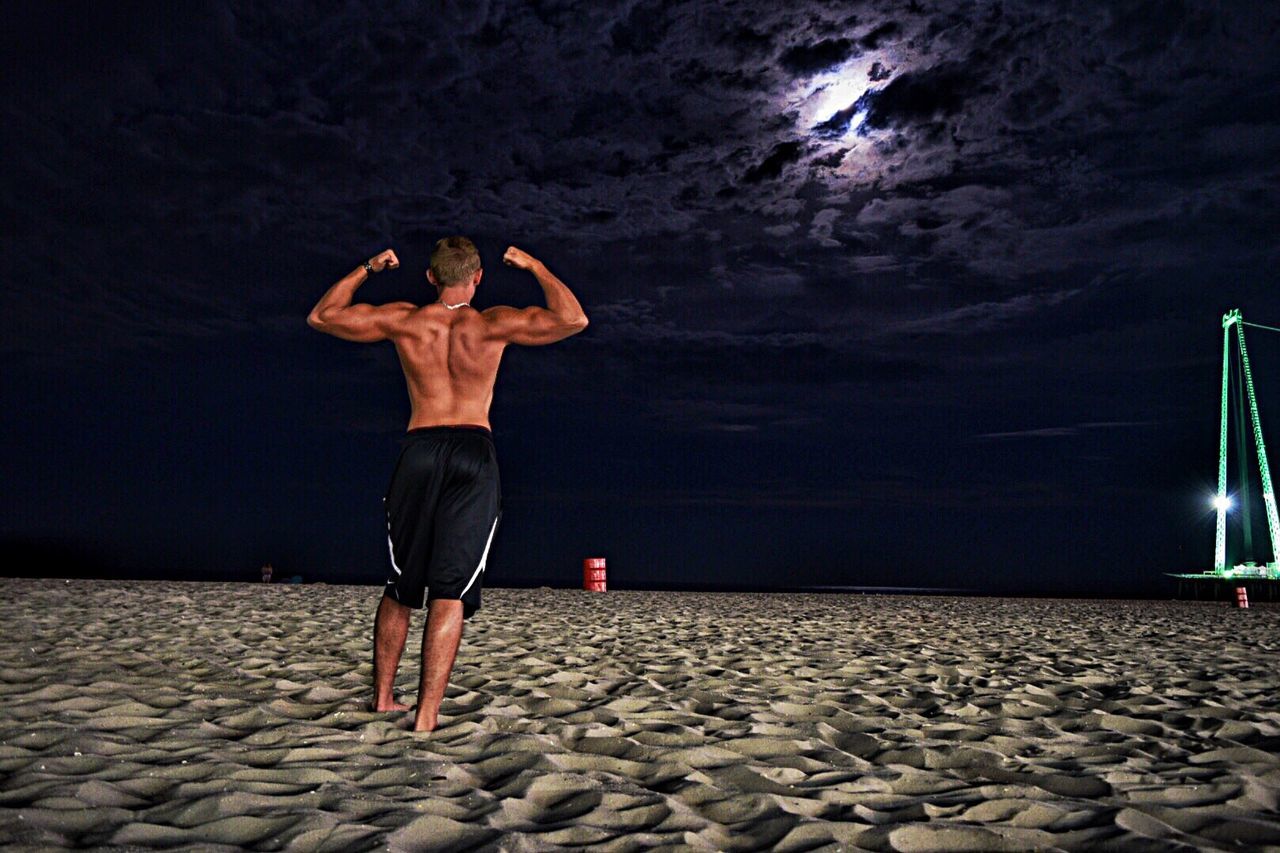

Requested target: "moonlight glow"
[
  {"left": 780, "top": 49, "right": 919, "bottom": 186},
  {"left": 808, "top": 73, "right": 870, "bottom": 133}
]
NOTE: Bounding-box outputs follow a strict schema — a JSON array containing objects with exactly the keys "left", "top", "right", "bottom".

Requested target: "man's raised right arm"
[
  {"left": 484, "top": 246, "right": 588, "bottom": 346},
  {"left": 307, "top": 249, "right": 412, "bottom": 342}
]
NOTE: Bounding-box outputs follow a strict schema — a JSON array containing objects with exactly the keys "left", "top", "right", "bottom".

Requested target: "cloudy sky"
[{"left": 3, "top": 1, "right": 1279, "bottom": 594}]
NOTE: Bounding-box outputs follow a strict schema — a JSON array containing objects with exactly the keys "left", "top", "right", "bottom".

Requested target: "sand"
[{"left": 1, "top": 579, "right": 1279, "bottom": 851}]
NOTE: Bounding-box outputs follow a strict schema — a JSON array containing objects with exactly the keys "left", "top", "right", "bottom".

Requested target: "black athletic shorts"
[{"left": 383, "top": 425, "right": 501, "bottom": 619}]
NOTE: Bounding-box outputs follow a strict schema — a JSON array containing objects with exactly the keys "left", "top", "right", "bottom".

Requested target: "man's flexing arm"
[
  {"left": 308, "top": 249, "right": 414, "bottom": 342},
  {"left": 484, "top": 246, "right": 589, "bottom": 346}
]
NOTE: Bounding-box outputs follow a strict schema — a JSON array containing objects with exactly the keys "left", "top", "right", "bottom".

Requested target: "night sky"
[{"left": 4, "top": 2, "right": 1280, "bottom": 596}]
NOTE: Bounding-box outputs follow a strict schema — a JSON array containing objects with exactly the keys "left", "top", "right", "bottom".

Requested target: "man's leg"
[
  {"left": 412, "top": 598, "right": 464, "bottom": 732},
  {"left": 372, "top": 592, "right": 413, "bottom": 712}
]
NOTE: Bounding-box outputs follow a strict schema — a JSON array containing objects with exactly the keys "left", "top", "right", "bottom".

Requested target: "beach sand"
[{"left": 2, "top": 578, "right": 1279, "bottom": 851}]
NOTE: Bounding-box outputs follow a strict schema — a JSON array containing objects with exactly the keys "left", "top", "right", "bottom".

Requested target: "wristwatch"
[{"left": 363, "top": 261, "right": 374, "bottom": 273}]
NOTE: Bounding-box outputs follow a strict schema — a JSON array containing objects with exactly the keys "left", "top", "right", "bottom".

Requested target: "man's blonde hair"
[{"left": 430, "top": 236, "right": 481, "bottom": 286}]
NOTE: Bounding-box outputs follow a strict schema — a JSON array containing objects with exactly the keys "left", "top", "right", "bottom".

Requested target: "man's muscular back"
[
  {"left": 386, "top": 304, "right": 504, "bottom": 430},
  {"left": 308, "top": 244, "right": 588, "bottom": 431}
]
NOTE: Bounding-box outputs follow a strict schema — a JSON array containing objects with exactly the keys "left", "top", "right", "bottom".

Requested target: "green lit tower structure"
[{"left": 1175, "top": 309, "right": 1280, "bottom": 583}]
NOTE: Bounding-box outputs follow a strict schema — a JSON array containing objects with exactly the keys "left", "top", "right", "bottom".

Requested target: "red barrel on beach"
[
  {"left": 583, "top": 557, "right": 607, "bottom": 592},
  {"left": 1236, "top": 586, "right": 1249, "bottom": 609}
]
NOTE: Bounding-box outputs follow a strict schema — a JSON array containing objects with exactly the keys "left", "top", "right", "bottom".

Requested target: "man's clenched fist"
[
  {"left": 502, "top": 246, "right": 539, "bottom": 271},
  {"left": 368, "top": 249, "right": 400, "bottom": 272}
]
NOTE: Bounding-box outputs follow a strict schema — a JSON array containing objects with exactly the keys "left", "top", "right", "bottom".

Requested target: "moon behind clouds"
[{"left": 782, "top": 48, "right": 918, "bottom": 186}]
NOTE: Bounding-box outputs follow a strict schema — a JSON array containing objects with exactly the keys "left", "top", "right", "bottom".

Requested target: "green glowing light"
[{"left": 1200, "top": 309, "right": 1280, "bottom": 581}]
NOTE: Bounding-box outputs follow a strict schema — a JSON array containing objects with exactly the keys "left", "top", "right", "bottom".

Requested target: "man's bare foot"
[
  {"left": 411, "top": 711, "right": 438, "bottom": 733},
  {"left": 373, "top": 698, "right": 413, "bottom": 713}
]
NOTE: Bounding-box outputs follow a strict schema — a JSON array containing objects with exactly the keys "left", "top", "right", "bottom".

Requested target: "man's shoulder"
[
  {"left": 478, "top": 304, "right": 528, "bottom": 327},
  {"left": 474, "top": 305, "right": 533, "bottom": 343},
  {"left": 370, "top": 302, "right": 429, "bottom": 339},
  {"left": 374, "top": 301, "right": 419, "bottom": 319}
]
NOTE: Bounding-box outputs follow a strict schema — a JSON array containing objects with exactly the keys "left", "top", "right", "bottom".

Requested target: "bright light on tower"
[{"left": 1213, "top": 495, "right": 1232, "bottom": 512}]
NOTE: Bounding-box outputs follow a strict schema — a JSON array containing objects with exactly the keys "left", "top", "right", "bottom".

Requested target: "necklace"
[{"left": 442, "top": 301, "right": 470, "bottom": 310}]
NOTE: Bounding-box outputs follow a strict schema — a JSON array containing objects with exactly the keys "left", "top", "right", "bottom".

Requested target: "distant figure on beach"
[
  {"left": 261, "top": 562, "right": 273, "bottom": 583},
  {"left": 308, "top": 238, "right": 588, "bottom": 732}
]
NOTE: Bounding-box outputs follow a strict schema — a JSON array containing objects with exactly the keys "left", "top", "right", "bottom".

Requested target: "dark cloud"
[
  {"left": 611, "top": 1, "right": 673, "bottom": 54},
  {"left": 859, "top": 21, "right": 901, "bottom": 50},
  {"left": 974, "top": 422, "right": 1163, "bottom": 441},
  {"left": 887, "top": 289, "right": 1083, "bottom": 336},
  {"left": 861, "top": 63, "right": 972, "bottom": 129},
  {"left": 743, "top": 140, "right": 804, "bottom": 183},
  {"left": 779, "top": 38, "right": 858, "bottom": 75}
]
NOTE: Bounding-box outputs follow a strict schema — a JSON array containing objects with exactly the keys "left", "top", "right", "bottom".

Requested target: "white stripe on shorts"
[
  {"left": 386, "top": 518, "right": 402, "bottom": 576},
  {"left": 460, "top": 514, "right": 499, "bottom": 598}
]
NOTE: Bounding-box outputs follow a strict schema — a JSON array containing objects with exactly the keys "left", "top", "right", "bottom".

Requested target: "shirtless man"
[{"left": 308, "top": 237, "right": 588, "bottom": 732}]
